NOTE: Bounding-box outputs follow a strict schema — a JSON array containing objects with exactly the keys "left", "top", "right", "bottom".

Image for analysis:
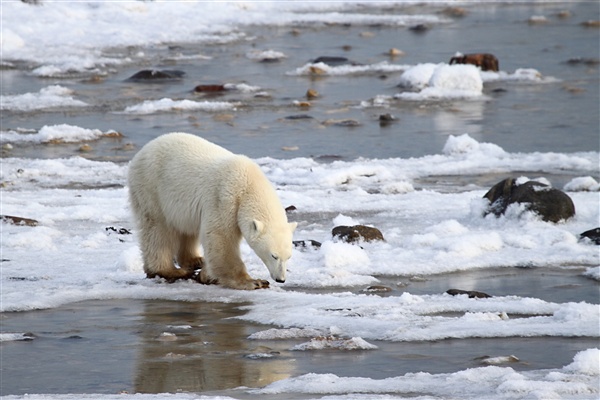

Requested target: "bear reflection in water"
[{"left": 134, "top": 300, "right": 293, "bottom": 393}]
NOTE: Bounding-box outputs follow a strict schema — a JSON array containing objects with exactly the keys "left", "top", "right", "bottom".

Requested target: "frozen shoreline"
[{"left": 1, "top": 1, "right": 598, "bottom": 398}]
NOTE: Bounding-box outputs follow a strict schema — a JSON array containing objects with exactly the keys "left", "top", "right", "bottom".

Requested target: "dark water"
[{"left": 2, "top": 2, "right": 599, "bottom": 162}]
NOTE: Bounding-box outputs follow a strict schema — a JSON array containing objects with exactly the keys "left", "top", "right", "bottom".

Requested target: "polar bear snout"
[{"left": 275, "top": 278, "right": 286, "bottom": 283}]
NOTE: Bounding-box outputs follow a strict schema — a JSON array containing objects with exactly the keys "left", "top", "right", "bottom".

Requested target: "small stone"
[
  {"left": 126, "top": 69, "right": 185, "bottom": 82},
  {"left": 322, "top": 119, "right": 360, "bottom": 127},
  {"left": 293, "top": 240, "right": 322, "bottom": 249},
  {"left": 312, "top": 56, "right": 349, "bottom": 66},
  {"left": 309, "top": 66, "right": 327, "bottom": 75},
  {"left": 360, "top": 31, "right": 375, "bottom": 38},
  {"left": 78, "top": 144, "right": 93, "bottom": 152},
  {"left": 388, "top": 48, "right": 405, "bottom": 57},
  {"left": 580, "top": 20, "right": 600, "bottom": 28},
  {"left": 362, "top": 285, "right": 392, "bottom": 293},
  {"left": 282, "top": 146, "right": 299, "bottom": 151},
  {"left": 306, "top": 89, "right": 319, "bottom": 99},
  {"left": 294, "top": 101, "right": 312, "bottom": 108},
  {"left": 446, "top": 289, "right": 492, "bottom": 298},
  {"left": 3, "top": 143, "right": 13, "bottom": 150}
]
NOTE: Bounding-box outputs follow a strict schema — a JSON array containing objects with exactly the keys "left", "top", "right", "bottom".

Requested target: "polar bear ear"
[
  {"left": 289, "top": 222, "right": 298, "bottom": 232},
  {"left": 252, "top": 220, "right": 265, "bottom": 234}
]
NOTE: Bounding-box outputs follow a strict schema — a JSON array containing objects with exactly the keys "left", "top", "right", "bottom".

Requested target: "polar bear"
[{"left": 128, "top": 132, "right": 297, "bottom": 290}]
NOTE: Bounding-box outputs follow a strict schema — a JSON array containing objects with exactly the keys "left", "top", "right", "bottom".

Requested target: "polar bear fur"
[{"left": 128, "top": 132, "right": 296, "bottom": 290}]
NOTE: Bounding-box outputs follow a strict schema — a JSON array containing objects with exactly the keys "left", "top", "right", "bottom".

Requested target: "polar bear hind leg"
[
  {"left": 176, "top": 232, "right": 204, "bottom": 272},
  {"left": 139, "top": 218, "right": 196, "bottom": 282}
]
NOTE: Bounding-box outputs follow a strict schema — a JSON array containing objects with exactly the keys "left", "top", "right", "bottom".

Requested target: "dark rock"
[
  {"left": 447, "top": 289, "right": 492, "bottom": 298},
  {"left": 362, "top": 285, "right": 392, "bottom": 293},
  {"left": 284, "top": 114, "right": 314, "bottom": 120},
  {"left": 194, "top": 84, "right": 227, "bottom": 93},
  {"left": 580, "top": 228, "right": 600, "bottom": 245},
  {"left": 565, "top": 57, "right": 600, "bottom": 66},
  {"left": 409, "top": 24, "right": 429, "bottom": 33},
  {"left": 312, "top": 56, "right": 349, "bottom": 66},
  {"left": 293, "top": 240, "right": 322, "bottom": 249},
  {"left": 483, "top": 178, "right": 576, "bottom": 223},
  {"left": 105, "top": 226, "right": 132, "bottom": 235},
  {"left": 332, "top": 225, "right": 384, "bottom": 243},
  {"left": 379, "top": 113, "right": 396, "bottom": 127},
  {"left": 1, "top": 215, "right": 38, "bottom": 227},
  {"left": 126, "top": 69, "right": 185, "bottom": 82}
]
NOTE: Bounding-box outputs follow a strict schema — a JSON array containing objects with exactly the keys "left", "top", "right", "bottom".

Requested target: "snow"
[
  {"left": 122, "top": 98, "right": 238, "bottom": 114},
  {"left": 1, "top": 1, "right": 598, "bottom": 399},
  {"left": 1, "top": 124, "right": 115, "bottom": 144},
  {"left": 0, "top": 85, "right": 88, "bottom": 112}
]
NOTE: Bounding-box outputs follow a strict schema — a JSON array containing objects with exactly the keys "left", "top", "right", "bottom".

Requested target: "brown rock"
[
  {"left": 1, "top": 215, "right": 39, "bottom": 227},
  {"left": 332, "top": 225, "right": 384, "bottom": 243},
  {"left": 194, "top": 84, "right": 226, "bottom": 93}
]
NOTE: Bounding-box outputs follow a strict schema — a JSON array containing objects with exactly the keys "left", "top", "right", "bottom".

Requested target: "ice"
[
  {"left": 122, "top": 98, "right": 238, "bottom": 114},
  {"left": 0, "top": 85, "right": 88, "bottom": 112},
  {"left": 1, "top": 2, "right": 598, "bottom": 399},
  {"left": 1, "top": 124, "right": 115, "bottom": 144}
]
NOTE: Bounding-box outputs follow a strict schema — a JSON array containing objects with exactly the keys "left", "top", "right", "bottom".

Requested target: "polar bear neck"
[{"left": 235, "top": 158, "right": 286, "bottom": 236}]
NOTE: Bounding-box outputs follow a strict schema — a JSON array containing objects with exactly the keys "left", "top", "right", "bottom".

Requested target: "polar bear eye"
[{"left": 271, "top": 254, "right": 279, "bottom": 260}]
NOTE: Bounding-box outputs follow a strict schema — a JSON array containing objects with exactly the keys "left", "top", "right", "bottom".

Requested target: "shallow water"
[
  {"left": 2, "top": 2, "right": 599, "bottom": 162},
  {"left": 1, "top": 267, "right": 598, "bottom": 397}
]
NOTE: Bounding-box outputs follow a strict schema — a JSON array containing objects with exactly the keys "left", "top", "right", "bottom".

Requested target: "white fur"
[{"left": 128, "top": 132, "right": 296, "bottom": 290}]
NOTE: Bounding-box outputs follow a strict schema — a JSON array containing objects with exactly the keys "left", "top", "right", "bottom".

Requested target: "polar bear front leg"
[{"left": 198, "top": 232, "right": 270, "bottom": 290}]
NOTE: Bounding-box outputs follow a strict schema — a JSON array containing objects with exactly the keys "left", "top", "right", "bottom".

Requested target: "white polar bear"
[{"left": 128, "top": 132, "right": 297, "bottom": 290}]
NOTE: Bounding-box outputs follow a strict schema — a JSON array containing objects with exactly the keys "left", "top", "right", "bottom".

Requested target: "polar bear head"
[{"left": 248, "top": 219, "right": 297, "bottom": 283}]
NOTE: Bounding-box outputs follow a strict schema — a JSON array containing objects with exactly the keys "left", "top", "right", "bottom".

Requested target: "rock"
[
  {"left": 194, "top": 84, "right": 227, "bottom": 93},
  {"left": 284, "top": 114, "right": 314, "bottom": 121},
  {"left": 446, "top": 289, "right": 492, "bottom": 298},
  {"left": 580, "top": 228, "right": 600, "bottom": 245},
  {"left": 322, "top": 119, "right": 361, "bottom": 127},
  {"left": 388, "top": 48, "right": 405, "bottom": 57},
  {"left": 362, "top": 285, "right": 392, "bottom": 293},
  {"left": 581, "top": 20, "right": 600, "bottom": 28},
  {"left": 379, "top": 113, "right": 396, "bottom": 126},
  {"left": 449, "top": 53, "right": 499, "bottom": 72},
  {"left": 312, "top": 56, "right": 349, "bottom": 66},
  {"left": 293, "top": 240, "right": 322, "bottom": 249},
  {"left": 565, "top": 57, "right": 600, "bottom": 66},
  {"left": 332, "top": 225, "right": 384, "bottom": 243},
  {"left": 126, "top": 69, "right": 185, "bottom": 82},
  {"left": 483, "top": 178, "right": 576, "bottom": 223},
  {"left": 1, "top": 215, "right": 39, "bottom": 227},
  {"left": 306, "top": 89, "right": 319, "bottom": 99},
  {"left": 409, "top": 24, "right": 429, "bottom": 33}
]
